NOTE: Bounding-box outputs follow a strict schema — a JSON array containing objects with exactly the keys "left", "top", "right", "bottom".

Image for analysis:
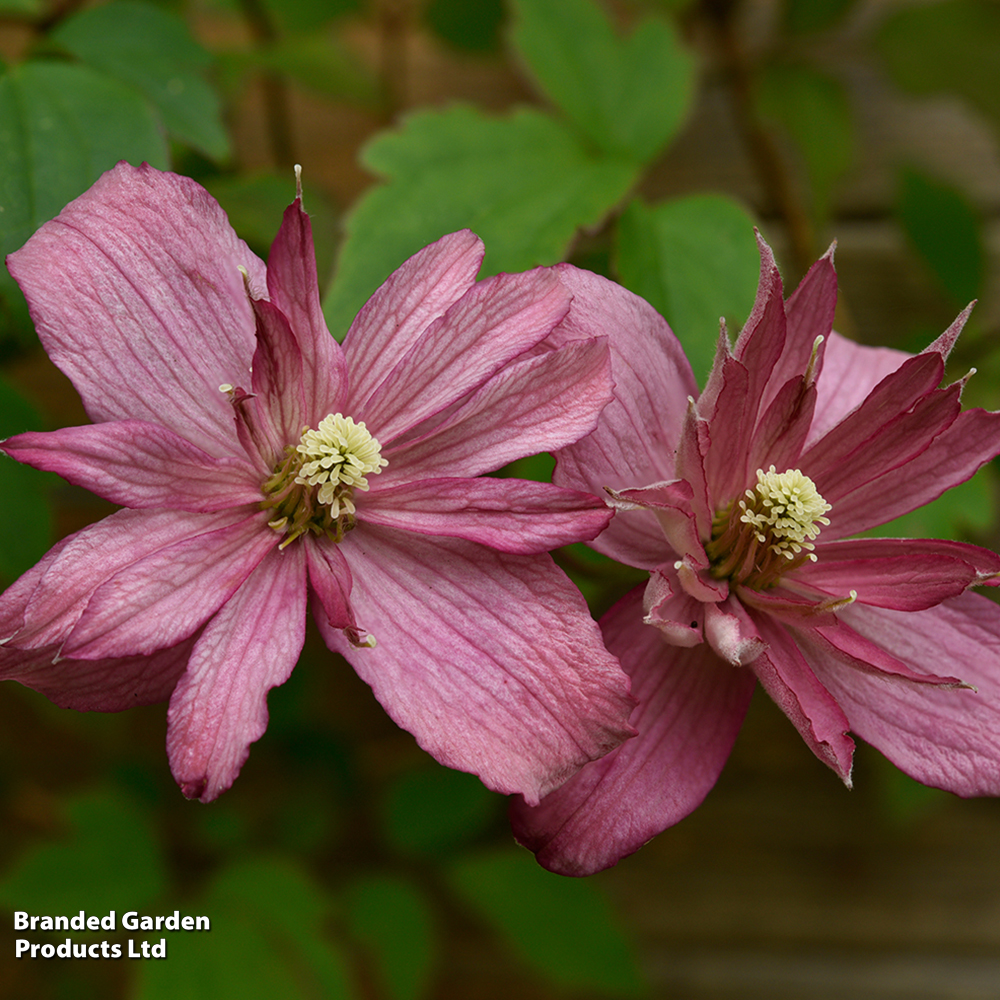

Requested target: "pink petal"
[
  {"left": 358, "top": 268, "right": 571, "bottom": 443},
  {"left": 818, "top": 407, "right": 1000, "bottom": 539},
  {"left": 779, "top": 243, "right": 837, "bottom": 393},
  {"left": 793, "top": 537, "right": 1000, "bottom": 611},
  {"left": 64, "top": 511, "right": 278, "bottom": 659},
  {"left": 510, "top": 587, "right": 756, "bottom": 876},
  {"left": 1, "top": 637, "right": 195, "bottom": 711},
  {"left": 319, "top": 525, "right": 635, "bottom": 805},
  {"left": 304, "top": 536, "right": 356, "bottom": 633},
  {"left": 552, "top": 264, "right": 697, "bottom": 497},
  {"left": 6, "top": 163, "right": 266, "bottom": 457},
  {"left": 361, "top": 478, "right": 611, "bottom": 553},
  {"left": 806, "top": 595, "right": 1000, "bottom": 796},
  {"left": 10, "top": 509, "right": 232, "bottom": 650},
  {"left": 606, "top": 480, "right": 704, "bottom": 566},
  {"left": 343, "top": 230, "right": 484, "bottom": 413},
  {"left": 2, "top": 422, "right": 261, "bottom": 511},
  {"left": 379, "top": 336, "right": 613, "bottom": 482},
  {"left": 167, "top": 544, "right": 307, "bottom": 801},
  {"left": 749, "top": 611, "right": 855, "bottom": 783},
  {"left": 0, "top": 532, "right": 75, "bottom": 642},
  {"left": 265, "top": 196, "right": 347, "bottom": 414}
]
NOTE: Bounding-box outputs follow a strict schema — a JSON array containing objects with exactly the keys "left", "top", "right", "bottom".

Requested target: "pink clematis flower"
[
  {"left": 511, "top": 235, "right": 1000, "bottom": 875},
  {"left": 0, "top": 162, "right": 635, "bottom": 804}
]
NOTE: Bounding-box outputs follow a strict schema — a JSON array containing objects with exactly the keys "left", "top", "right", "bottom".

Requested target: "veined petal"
[
  {"left": 304, "top": 536, "right": 358, "bottom": 635},
  {"left": 265, "top": 195, "right": 347, "bottom": 413},
  {"left": 510, "top": 587, "right": 756, "bottom": 876},
  {"left": 63, "top": 510, "right": 278, "bottom": 659},
  {"left": 343, "top": 230, "right": 485, "bottom": 413},
  {"left": 167, "top": 544, "right": 307, "bottom": 802},
  {"left": 380, "top": 337, "right": 613, "bottom": 482},
  {"left": 321, "top": 526, "right": 635, "bottom": 805},
  {"left": 6, "top": 163, "right": 265, "bottom": 457},
  {"left": 808, "top": 595, "right": 1000, "bottom": 796},
  {"left": 552, "top": 265, "right": 696, "bottom": 498},
  {"left": 778, "top": 243, "right": 837, "bottom": 397},
  {"left": 1, "top": 637, "right": 195, "bottom": 712},
  {"left": 9, "top": 509, "right": 235, "bottom": 650},
  {"left": 359, "top": 269, "right": 571, "bottom": 443},
  {"left": 749, "top": 612, "right": 855, "bottom": 783},
  {"left": 361, "top": 478, "right": 611, "bottom": 554},
  {"left": 792, "top": 537, "right": 1000, "bottom": 611},
  {"left": 2, "top": 422, "right": 261, "bottom": 511}
]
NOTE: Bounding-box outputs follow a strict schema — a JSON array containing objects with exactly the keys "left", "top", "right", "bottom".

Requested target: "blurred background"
[{"left": 3, "top": 1, "right": 1000, "bottom": 997}]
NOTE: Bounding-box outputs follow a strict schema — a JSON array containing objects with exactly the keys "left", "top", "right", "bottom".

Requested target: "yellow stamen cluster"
[
  {"left": 706, "top": 466, "right": 831, "bottom": 589},
  {"left": 262, "top": 413, "right": 387, "bottom": 547}
]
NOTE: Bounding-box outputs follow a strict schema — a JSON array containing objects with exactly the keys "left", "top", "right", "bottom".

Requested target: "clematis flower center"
[
  {"left": 261, "top": 413, "right": 387, "bottom": 548},
  {"left": 705, "top": 466, "right": 831, "bottom": 589}
]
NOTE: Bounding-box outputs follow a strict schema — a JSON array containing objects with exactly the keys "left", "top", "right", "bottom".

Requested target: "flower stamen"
[
  {"left": 261, "top": 413, "right": 387, "bottom": 547},
  {"left": 706, "top": 466, "right": 831, "bottom": 589}
]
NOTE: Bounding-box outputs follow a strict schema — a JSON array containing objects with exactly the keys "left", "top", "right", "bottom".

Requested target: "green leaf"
[
  {"left": 896, "top": 165, "right": 983, "bottom": 307},
  {"left": 509, "top": 0, "right": 695, "bottom": 163},
  {"left": 380, "top": 764, "right": 500, "bottom": 857},
  {"left": 136, "top": 857, "right": 356, "bottom": 1000},
  {"left": 876, "top": 0, "right": 1000, "bottom": 132},
  {"left": 784, "top": 0, "right": 857, "bottom": 34},
  {"left": 426, "top": 0, "right": 505, "bottom": 52},
  {"left": 323, "top": 105, "right": 638, "bottom": 337},
  {"left": 0, "top": 373, "right": 52, "bottom": 582},
  {"left": 447, "top": 848, "right": 646, "bottom": 996},
  {"left": 0, "top": 788, "right": 165, "bottom": 915},
  {"left": 615, "top": 194, "right": 760, "bottom": 385},
  {"left": 757, "top": 62, "right": 855, "bottom": 223},
  {"left": 52, "top": 0, "right": 229, "bottom": 161},
  {"left": 262, "top": 0, "right": 361, "bottom": 33},
  {"left": 0, "top": 59, "right": 168, "bottom": 265},
  {"left": 346, "top": 874, "right": 437, "bottom": 1000},
  {"left": 0, "top": 0, "right": 41, "bottom": 13}
]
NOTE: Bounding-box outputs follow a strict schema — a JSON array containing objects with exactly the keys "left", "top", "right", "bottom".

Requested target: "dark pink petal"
[
  {"left": 304, "top": 536, "right": 356, "bottom": 633},
  {"left": 807, "top": 381, "right": 963, "bottom": 508},
  {"left": 2, "top": 422, "right": 261, "bottom": 511},
  {"left": 6, "top": 163, "right": 265, "bottom": 457},
  {"left": 361, "top": 478, "right": 611, "bottom": 554},
  {"left": 9, "top": 509, "right": 230, "bottom": 650},
  {"left": 510, "top": 587, "right": 756, "bottom": 876},
  {"left": 0, "top": 532, "right": 75, "bottom": 642},
  {"left": 778, "top": 243, "right": 837, "bottom": 395},
  {"left": 749, "top": 612, "right": 855, "bottom": 783},
  {"left": 63, "top": 511, "right": 278, "bottom": 659},
  {"left": 246, "top": 295, "right": 307, "bottom": 459},
  {"left": 805, "top": 595, "right": 1000, "bottom": 796},
  {"left": 265, "top": 196, "right": 347, "bottom": 414},
  {"left": 793, "top": 537, "right": 1000, "bottom": 611},
  {"left": 358, "top": 269, "right": 571, "bottom": 443},
  {"left": 380, "top": 337, "right": 613, "bottom": 482},
  {"left": 551, "top": 264, "right": 696, "bottom": 496},
  {"left": 1, "top": 638, "right": 195, "bottom": 711},
  {"left": 674, "top": 400, "right": 713, "bottom": 537},
  {"left": 606, "top": 480, "right": 702, "bottom": 565},
  {"left": 167, "top": 544, "right": 307, "bottom": 801},
  {"left": 702, "top": 354, "right": 754, "bottom": 503},
  {"left": 745, "top": 375, "right": 818, "bottom": 479},
  {"left": 818, "top": 407, "right": 1000, "bottom": 539},
  {"left": 343, "top": 231, "right": 485, "bottom": 413},
  {"left": 320, "top": 526, "right": 635, "bottom": 805}
]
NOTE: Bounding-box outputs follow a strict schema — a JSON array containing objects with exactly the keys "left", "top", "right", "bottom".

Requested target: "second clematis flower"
[
  {"left": 512, "top": 234, "right": 1000, "bottom": 875},
  {"left": 0, "top": 162, "right": 635, "bottom": 804}
]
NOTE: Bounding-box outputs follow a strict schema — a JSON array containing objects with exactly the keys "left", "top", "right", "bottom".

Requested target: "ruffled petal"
[
  {"left": 343, "top": 231, "right": 485, "bottom": 413},
  {"left": 379, "top": 337, "right": 613, "bottom": 482},
  {"left": 2, "top": 422, "right": 260, "bottom": 511},
  {"left": 6, "top": 162, "right": 266, "bottom": 457},
  {"left": 510, "top": 587, "right": 756, "bottom": 876},
  {"left": 167, "top": 544, "right": 307, "bottom": 801},
  {"left": 361, "top": 478, "right": 611, "bottom": 554},
  {"left": 807, "top": 595, "right": 1000, "bottom": 796},
  {"left": 63, "top": 511, "right": 278, "bottom": 658},
  {"left": 319, "top": 525, "right": 635, "bottom": 805},
  {"left": 358, "top": 268, "right": 571, "bottom": 443}
]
